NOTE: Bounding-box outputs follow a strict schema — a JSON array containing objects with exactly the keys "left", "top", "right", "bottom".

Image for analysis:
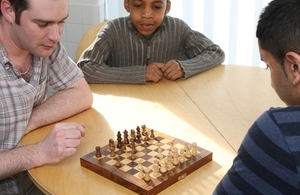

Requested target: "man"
[
  {"left": 0, "top": 0, "right": 93, "bottom": 194},
  {"left": 78, "top": 0, "right": 224, "bottom": 84},
  {"left": 214, "top": 0, "right": 300, "bottom": 194}
]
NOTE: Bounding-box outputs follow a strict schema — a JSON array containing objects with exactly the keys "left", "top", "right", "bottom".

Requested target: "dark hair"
[
  {"left": 0, "top": 0, "right": 29, "bottom": 24},
  {"left": 256, "top": 0, "right": 300, "bottom": 66}
]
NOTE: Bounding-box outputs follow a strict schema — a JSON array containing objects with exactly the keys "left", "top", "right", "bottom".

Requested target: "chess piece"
[
  {"left": 136, "top": 133, "right": 142, "bottom": 144},
  {"left": 130, "top": 149, "right": 136, "bottom": 160},
  {"left": 143, "top": 131, "right": 150, "bottom": 141},
  {"left": 136, "top": 126, "right": 141, "bottom": 134},
  {"left": 109, "top": 138, "right": 115, "bottom": 148},
  {"left": 121, "top": 141, "right": 127, "bottom": 152},
  {"left": 130, "top": 129, "right": 136, "bottom": 142},
  {"left": 116, "top": 131, "right": 122, "bottom": 149},
  {"left": 110, "top": 146, "right": 116, "bottom": 158},
  {"left": 172, "top": 149, "right": 179, "bottom": 166},
  {"left": 159, "top": 159, "right": 167, "bottom": 173},
  {"left": 169, "top": 141, "right": 175, "bottom": 152},
  {"left": 184, "top": 142, "right": 190, "bottom": 152},
  {"left": 191, "top": 142, "right": 198, "bottom": 157},
  {"left": 152, "top": 164, "right": 160, "bottom": 178},
  {"left": 144, "top": 168, "right": 151, "bottom": 182},
  {"left": 138, "top": 166, "right": 145, "bottom": 179},
  {"left": 150, "top": 129, "right": 155, "bottom": 139},
  {"left": 185, "top": 148, "right": 192, "bottom": 159},
  {"left": 95, "top": 146, "right": 102, "bottom": 159},
  {"left": 179, "top": 149, "right": 185, "bottom": 164},
  {"left": 141, "top": 125, "right": 146, "bottom": 136},
  {"left": 166, "top": 153, "right": 174, "bottom": 171},
  {"left": 137, "top": 159, "right": 143, "bottom": 170},
  {"left": 115, "top": 156, "right": 122, "bottom": 168},
  {"left": 157, "top": 148, "right": 164, "bottom": 159},
  {"left": 130, "top": 138, "right": 136, "bottom": 153},
  {"left": 123, "top": 129, "right": 129, "bottom": 144},
  {"left": 136, "top": 127, "right": 141, "bottom": 137}
]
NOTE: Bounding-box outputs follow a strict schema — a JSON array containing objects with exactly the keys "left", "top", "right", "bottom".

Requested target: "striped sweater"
[
  {"left": 77, "top": 16, "right": 225, "bottom": 84},
  {"left": 213, "top": 106, "right": 300, "bottom": 195}
]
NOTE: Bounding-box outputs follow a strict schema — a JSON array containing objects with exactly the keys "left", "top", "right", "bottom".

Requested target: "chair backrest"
[{"left": 76, "top": 21, "right": 109, "bottom": 62}]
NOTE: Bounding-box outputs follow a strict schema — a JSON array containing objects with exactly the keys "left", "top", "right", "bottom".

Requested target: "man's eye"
[{"left": 37, "top": 23, "right": 48, "bottom": 27}]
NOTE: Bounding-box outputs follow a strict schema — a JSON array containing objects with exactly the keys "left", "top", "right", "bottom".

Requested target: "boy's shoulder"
[
  {"left": 109, "top": 16, "right": 130, "bottom": 24},
  {"left": 163, "top": 15, "right": 190, "bottom": 28}
]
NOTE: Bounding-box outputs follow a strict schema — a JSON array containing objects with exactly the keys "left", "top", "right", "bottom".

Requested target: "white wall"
[{"left": 61, "top": 0, "right": 106, "bottom": 62}]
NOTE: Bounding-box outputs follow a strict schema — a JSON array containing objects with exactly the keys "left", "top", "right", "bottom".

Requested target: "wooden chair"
[{"left": 76, "top": 20, "right": 109, "bottom": 62}]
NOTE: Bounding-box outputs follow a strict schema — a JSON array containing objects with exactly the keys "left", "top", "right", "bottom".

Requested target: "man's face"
[
  {"left": 259, "top": 45, "right": 296, "bottom": 106},
  {"left": 124, "top": 0, "right": 170, "bottom": 36},
  {"left": 11, "top": 0, "right": 68, "bottom": 57}
]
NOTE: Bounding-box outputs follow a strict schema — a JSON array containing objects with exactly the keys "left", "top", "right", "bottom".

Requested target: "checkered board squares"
[{"left": 80, "top": 130, "right": 212, "bottom": 195}]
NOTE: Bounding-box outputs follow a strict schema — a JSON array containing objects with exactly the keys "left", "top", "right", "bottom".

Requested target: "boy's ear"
[
  {"left": 165, "top": 1, "right": 171, "bottom": 14},
  {"left": 286, "top": 52, "right": 300, "bottom": 85},
  {"left": 124, "top": 0, "right": 130, "bottom": 12}
]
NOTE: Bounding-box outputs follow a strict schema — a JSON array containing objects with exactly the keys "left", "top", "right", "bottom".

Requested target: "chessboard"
[{"left": 80, "top": 125, "right": 212, "bottom": 195}]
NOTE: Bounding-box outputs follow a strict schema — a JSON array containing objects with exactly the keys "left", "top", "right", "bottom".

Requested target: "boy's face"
[
  {"left": 124, "top": 0, "right": 170, "bottom": 36},
  {"left": 259, "top": 44, "right": 299, "bottom": 106}
]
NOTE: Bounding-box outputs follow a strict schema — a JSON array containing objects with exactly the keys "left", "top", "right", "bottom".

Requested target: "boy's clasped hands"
[{"left": 146, "top": 60, "right": 184, "bottom": 82}]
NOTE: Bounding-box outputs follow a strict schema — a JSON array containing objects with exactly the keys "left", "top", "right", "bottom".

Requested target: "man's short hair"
[{"left": 0, "top": 0, "right": 29, "bottom": 25}]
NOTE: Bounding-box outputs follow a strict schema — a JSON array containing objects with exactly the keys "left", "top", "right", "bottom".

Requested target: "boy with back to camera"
[
  {"left": 214, "top": 0, "right": 300, "bottom": 194},
  {"left": 78, "top": 0, "right": 225, "bottom": 84}
]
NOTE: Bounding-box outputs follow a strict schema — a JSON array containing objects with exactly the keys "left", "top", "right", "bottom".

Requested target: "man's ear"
[
  {"left": 165, "top": 1, "right": 171, "bottom": 15},
  {"left": 124, "top": 0, "right": 130, "bottom": 12},
  {"left": 286, "top": 52, "right": 300, "bottom": 85},
  {"left": 1, "top": 0, "right": 15, "bottom": 23}
]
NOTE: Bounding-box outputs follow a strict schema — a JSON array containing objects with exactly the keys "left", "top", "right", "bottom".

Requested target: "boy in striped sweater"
[{"left": 78, "top": 0, "right": 224, "bottom": 84}]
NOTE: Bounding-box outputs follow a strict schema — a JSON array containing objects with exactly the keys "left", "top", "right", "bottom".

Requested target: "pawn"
[
  {"left": 130, "top": 129, "right": 136, "bottom": 142},
  {"left": 184, "top": 142, "right": 190, "bottom": 152},
  {"left": 130, "top": 150, "right": 136, "bottom": 160},
  {"left": 110, "top": 146, "right": 116, "bottom": 158},
  {"left": 157, "top": 148, "right": 164, "bottom": 159},
  {"left": 115, "top": 156, "right": 122, "bottom": 168},
  {"left": 144, "top": 168, "right": 151, "bottom": 182},
  {"left": 138, "top": 166, "right": 145, "bottom": 179},
  {"left": 152, "top": 164, "right": 160, "bottom": 178},
  {"left": 123, "top": 130, "right": 129, "bottom": 144},
  {"left": 136, "top": 134, "right": 142, "bottom": 144},
  {"left": 150, "top": 129, "right": 155, "bottom": 139},
  {"left": 172, "top": 148, "right": 179, "bottom": 165},
  {"left": 121, "top": 141, "right": 127, "bottom": 152},
  {"left": 143, "top": 131, "right": 150, "bottom": 141},
  {"left": 141, "top": 125, "right": 146, "bottom": 136},
  {"left": 179, "top": 149, "right": 185, "bottom": 164},
  {"left": 191, "top": 142, "right": 198, "bottom": 157},
  {"left": 159, "top": 160, "right": 167, "bottom": 174},
  {"left": 95, "top": 146, "right": 102, "bottom": 159},
  {"left": 185, "top": 148, "right": 192, "bottom": 159},
  {"left": 137, "top": 159, "right": 143, "bottom": 170}
]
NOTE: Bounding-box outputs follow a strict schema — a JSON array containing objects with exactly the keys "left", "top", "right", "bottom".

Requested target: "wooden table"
[{"left": 21, "top": 65, "right": 284, "bottom": 195}]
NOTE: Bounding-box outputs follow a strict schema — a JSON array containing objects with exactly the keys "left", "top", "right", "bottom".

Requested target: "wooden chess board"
[{"left": 80, "top": 127, "right": 212, "bottom": 195}]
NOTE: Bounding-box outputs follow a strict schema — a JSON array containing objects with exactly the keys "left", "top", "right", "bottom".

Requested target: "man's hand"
[
  {"left": 161, "top": 60, "right": 184, "bottom": 80},
  {"left": 146, "top": 63, "right": 164, "bottom": 82},
  {"left": 37, "top": 122, "right": 85, "bottom": 164}
]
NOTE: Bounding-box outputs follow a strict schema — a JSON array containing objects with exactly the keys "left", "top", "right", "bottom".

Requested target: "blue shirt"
[{"left": 214, "top": 106, "right": 300, "bottom": 195}]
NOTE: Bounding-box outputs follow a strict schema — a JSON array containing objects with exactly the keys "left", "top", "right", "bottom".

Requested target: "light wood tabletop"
[{"left": 21, "top": 65, "right": 284, "bottom": 195}]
